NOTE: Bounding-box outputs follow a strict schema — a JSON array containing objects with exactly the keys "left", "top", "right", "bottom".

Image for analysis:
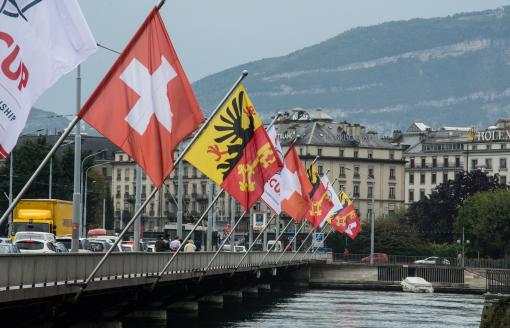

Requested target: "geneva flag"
[
  {"left": 184, "top": 84, "right": 282, "bottom": 210},
  {"left": 305, "top": 164, "right": 334, "bottom": 228},
  {"left": 328, "top": 191, "right": 362, "bottom": 239},
  {"left": 79, "top": 8, "right": 204, "bottom": 187},
  {"left": 260, "top": 125, "right": 285, "bottom": 214},
  {"left": 0, "top": 1, "right": 97, "bottom": 157}
]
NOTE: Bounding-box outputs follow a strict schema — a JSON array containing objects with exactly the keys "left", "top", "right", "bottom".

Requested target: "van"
[{"left": 267, "top": 240, "right": 282, "bottom": 251}]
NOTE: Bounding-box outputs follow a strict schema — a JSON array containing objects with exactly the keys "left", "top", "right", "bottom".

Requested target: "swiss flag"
[
  {"left": 78, "top": 8, "right": 203, "bottom": 187},
  {"left": 280, "top": 145, "right": 312, "bottom": 221}
]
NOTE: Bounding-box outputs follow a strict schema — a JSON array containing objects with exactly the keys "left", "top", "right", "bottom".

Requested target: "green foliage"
[
  {"left": 406, "top": 170, "right": 504, "bottom": 243},
  {"left": 428, "top": 242, "right": 460, "bottom": 258},
  {"left": 456, "top": 190, "right": 510, "bottom": 258}
]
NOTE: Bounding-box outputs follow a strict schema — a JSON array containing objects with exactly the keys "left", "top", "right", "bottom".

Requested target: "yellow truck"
[{"left": 11, "top": 199, "right": 73, "bottom": 239}]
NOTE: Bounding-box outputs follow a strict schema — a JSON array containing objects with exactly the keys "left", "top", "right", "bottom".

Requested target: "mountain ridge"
[{"left": 192, "top": 6, "right": 510, "bottom": 133}]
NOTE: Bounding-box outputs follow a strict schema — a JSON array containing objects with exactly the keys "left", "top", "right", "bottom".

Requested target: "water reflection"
[{"left": 123, "top": 289, "right": 484, "bottom": 328}]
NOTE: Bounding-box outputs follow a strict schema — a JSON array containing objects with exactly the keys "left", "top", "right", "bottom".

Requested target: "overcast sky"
[{"left": 34, "top": 0, "right": 510, "bottom": 116}]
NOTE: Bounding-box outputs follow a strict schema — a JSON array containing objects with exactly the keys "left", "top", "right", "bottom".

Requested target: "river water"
[{"left": 124, "top": 289, "right": 484, "bottom": 328}]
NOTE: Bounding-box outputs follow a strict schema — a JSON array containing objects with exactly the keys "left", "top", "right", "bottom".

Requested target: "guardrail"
[
  {"left": 333, "top": 254, "right": 510, "bottom": 268},
  {"left": 0, "top": 252, "right": 325, "bottom": 292},
  {"left": 486, "top": 269, "right": 510, "bottom": 294}
]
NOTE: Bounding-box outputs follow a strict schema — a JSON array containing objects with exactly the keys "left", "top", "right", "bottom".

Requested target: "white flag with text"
[
  {"left": 261, "top": 125, "right": 284, "bottom": 214},
  {"left": 0, "top": 0, "right": 97, "bottom": 157}
]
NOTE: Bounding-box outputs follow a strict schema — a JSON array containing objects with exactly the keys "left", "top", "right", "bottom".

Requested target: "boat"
[{"left": 401, "top": 277, "right": 434, "bottom": 293}]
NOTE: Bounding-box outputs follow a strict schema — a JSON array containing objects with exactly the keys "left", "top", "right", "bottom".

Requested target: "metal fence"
[
  {"left": 486, "top": 269, "right": 510, "bottom": 294},
  {"left": 333, "top": 253, "right": 510, "bottom": 269},
  {"left": 0, "top": 251, "right": 325, "bottom": 292}
]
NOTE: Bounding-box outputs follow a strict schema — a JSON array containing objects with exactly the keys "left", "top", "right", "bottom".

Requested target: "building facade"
[{"left": 394, "top": 120, "right": 510, "bottom": 204}]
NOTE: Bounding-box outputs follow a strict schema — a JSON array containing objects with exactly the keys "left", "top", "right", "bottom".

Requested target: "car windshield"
[
  {"left": 13, "top": 223, "right": 49, "bottom": 234},
  {"left": 57, "top": 239, "right": 72, "bottom": 249},
  {"left": 16, "top": 241, "right": 44, "bottom": 250}
]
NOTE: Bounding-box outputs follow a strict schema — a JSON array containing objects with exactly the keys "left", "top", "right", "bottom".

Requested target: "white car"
[
  {"left": 222, "top": 245, "right": 247, "bottom": 252},
  {"left": 15, "top": 239, "right": 57, "bottom": 254},
  {"left": 414, "top": 257, "right": 450, "bottom": 265}
]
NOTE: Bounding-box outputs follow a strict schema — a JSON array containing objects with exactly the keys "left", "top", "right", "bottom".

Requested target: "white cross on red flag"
[{"left": 78, "top": 8, "right": 204, "bottom": 187}]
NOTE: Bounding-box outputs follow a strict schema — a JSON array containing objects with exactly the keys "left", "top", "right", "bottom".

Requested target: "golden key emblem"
[
  {"left": 310, "top": 191, "right": 331, "bottom": 216},
  {"left": 237, "top": 143, "right": 276, "bottom": 192}
]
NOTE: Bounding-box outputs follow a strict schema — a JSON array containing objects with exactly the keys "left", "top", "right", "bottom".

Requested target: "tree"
[
  {"left": 456, "top": 190, "right": 510, "bottom": 258},
  {"left": 326, "top": 208, "right": 429, "bottom": 255},
  {"left": 406, "top": 170, "right": 505, "bottom": 243}
]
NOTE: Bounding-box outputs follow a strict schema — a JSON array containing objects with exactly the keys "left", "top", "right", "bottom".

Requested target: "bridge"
[{"left": 0, "top": 251, "right": 326, "bottom": 326}]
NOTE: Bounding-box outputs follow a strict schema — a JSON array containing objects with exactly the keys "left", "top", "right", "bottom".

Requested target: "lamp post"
[
  {"left": 79, "top": 149, "right": 107, "bottom": 237},
  {"left": 369, "top": 179, "right": 375, "bottom": 265},
  {"left": 457, "top": 227, "right": 470, "bottom": 267},
  {"left": 82, "top": 161, "right": 112, "bottom": 237}
]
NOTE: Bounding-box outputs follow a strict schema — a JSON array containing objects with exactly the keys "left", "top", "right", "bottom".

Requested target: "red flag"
[
  {"left": 329, "top": 192, "right": 362, "bottom": 239},
  {"left": 78, "top": 8, "right": 203, "bottom": 187},
  {"left": 280, "top": 146, "right": 312, "bottom": 221}
]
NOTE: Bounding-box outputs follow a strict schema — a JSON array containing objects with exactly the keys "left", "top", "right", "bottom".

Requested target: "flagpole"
[
  {"left": 199, "top": 208, "right": 248, "bottom": 281},
  {"left": 74, "top": 70, "right": 249, "bottom": 302},
  {"left": 0, "top": 116, "right": 81, "bottom": 228},
  {"left": 256, "top": 218, "right": 294, "bottom": 267},
  {"left": 149, "top": 188, "right": 226, "bottom": 290},
  {"left": 275, "top": 219, "right": 307, "bottom": 264},
  {"left": 311, "top": 226, "right": 334, "bottom": 259},
  {"left": 298, "top": 224, "right": 328, "bottom": 262},
  {"left": 286, "top": 224, "right": 317, "bottom": 265},
  {"left": 156, "top": 0, "right": 166, "bottom": 10},
  {"left": 231, "top": 212, "right": 277, "bottom": 275}
]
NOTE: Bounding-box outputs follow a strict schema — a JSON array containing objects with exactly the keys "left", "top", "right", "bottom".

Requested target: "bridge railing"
[
  {"left": 333, "top": 253, "right": 510, "bottom": 269},
  {"left": 0, "top": 252, "right": 325, "bottom": 292}
]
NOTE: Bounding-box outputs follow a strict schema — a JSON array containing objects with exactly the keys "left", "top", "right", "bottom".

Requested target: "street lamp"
[
  {"left": 79, "top": 149, "right": 107, "bottom": 236},
  {"left": 82, "top": 161, "right": 112, "bottom": 237},
  {"left": 457, "top": 228, "right": 470, "bottom": 267}
]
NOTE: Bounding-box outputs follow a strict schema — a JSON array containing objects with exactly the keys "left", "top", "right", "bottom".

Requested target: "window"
[
  {"left": 486, "top": 158, "right": 492, "bottom": 170},
  {"left": 501, "top": 144, "right": 507, "bottom": 150},
  {"left": 142, "top": 172, "right": 147, "bottom": 180},
  {"left": 368, "top": 151, "right": 373, "bottom": 159},
  {"left": 353, "top": 185, "right": 360, "bottom": 198},
  {"left": 299, "top": 148, "right": 303, "bottom": 156},
  {"left": 353, "top": 166, "right": 360, "bottom": 178},
  {"left": 192, "top": 183, "right": 197, "bottom": 194},
  {"left": 116, "top": 185, "right": 121, "bottom": 197},
  {"left": 420, "top": 174, "right": 425, "bottom": 184},
  {"left": 410, "top": 158, "right": 415, "bottom": 168},
  {"left": 409, "top": 189, "right": 414, "bottom": 202},
  {"left": 455, "top": 157, "right": 461, "bottom": 168},
  {"left": 367, "top": 185, "right": 373, "bottom": 198},
  {"left": 389, "top": 152, "right": 395, "bottom": 160},
  {"left": 500, "top": 158, "right": 507, "bottom": 170},
  {"left": 409, "top": 174, "right": 414, "bottom": 184},
  {"left": 339, "top": 166, "right": 346, "bottom": 177},
  {"left": 201, "top": 182, "right": 207, "bottom": 195},
  {"left": 432, "top": 157, "right": 437, "bottom": 168},
  {"left": 501, "top": 176, "right": 507, "bottom": 185},
  {"left": 487, "top": 144, "right": 492, "bottom": 151},
  {"left": 471, "top": 159, "right": 478, "bottom": 170},
  {"left": 119, "top": 155, "right": 124, "bottom": 161},
  {"left": 443, "top": 157, "right": 449, "bottom": 167},
  {"left": 472, "top": 145, "right": 478, "bottom": 151},
  {"left": 102, "top": 167, "right": 108, "bottom": 176},
  {"left": 420, "top": 190, "right": 426, "bottom": 200},
  {"left": 431, "top": 173, "right": 436, "bottom": 184},
  {"left": 193, "top": 167, "right": 197, "bottom": 177},
  {"left": 443, "top": 173, "right": 448, "bottom": 182},
  {"left": 354, "top": 151, "right": 359, "bottom": 158},
  {"left": 389, "top": 186, "right": 395, "bottom": 199},
  {"left": 339, "top": 149, "right": 344, "bottom": 157},
  {"left": 183, "top": 167, "right": 189, "bottom": 178},
  {"left": 338, "top": 184, "right": 345, "bottom": 191},
  {"left": 318, "top": 165, "right": 323, "bottom": 175},
  {"left": 389, "top": 168, "right": 395, "bottom": 180},
  {"left": 318, "top": 148, "right": 322, "bottom": 156},
  {"left": 124, "top": 168, "right": 129, "bottom": 181},
  {"left": 116, "top": 169, "right": 121, "bottom": 181},
  {"left": 421, "top": 157, "right": 426, "bottom": 167},
  {"left": 368, "top": 167, "right": 374, "bottom": 178}
]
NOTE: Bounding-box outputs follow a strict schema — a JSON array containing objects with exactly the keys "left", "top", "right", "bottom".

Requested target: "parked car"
[
  {"left": 361, "top": 253, "right": 389, "bottom": 264},
  {"left": 0, "top": 243, "right": 20, "bottom": 254},
  {"left": 414, "top": 257, "right": 450, "bottom": 265},
  {"left": 88, "top": 239, "right": 122, "bottom": 253},
  {"left": 121, "top": 244, "right": 134, "bottom": 252},
  {"left": 0, "top": 237, "right": 11, "bottom": 244}
]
